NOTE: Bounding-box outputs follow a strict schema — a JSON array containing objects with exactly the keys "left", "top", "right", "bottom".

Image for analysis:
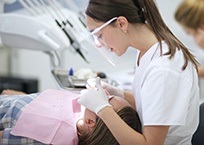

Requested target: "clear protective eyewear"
[
  {"left": 90, "top": 17, "right": 118, "bottom": 47},
  {"left": 81, "top": 17, "right": 119, "bottom": 67}
]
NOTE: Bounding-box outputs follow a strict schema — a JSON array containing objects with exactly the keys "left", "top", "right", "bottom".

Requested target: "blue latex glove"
[{"left": 78, "top": 77, "right": 111, "bottom": 114}]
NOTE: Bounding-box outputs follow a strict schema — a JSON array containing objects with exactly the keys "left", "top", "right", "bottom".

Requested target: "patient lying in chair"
[{"left": 0, "top": 89, "right": 142, "bottom": 145}]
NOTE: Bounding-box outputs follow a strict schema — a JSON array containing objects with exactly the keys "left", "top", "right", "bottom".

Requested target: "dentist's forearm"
[
  {"left": 98, "top": 106, "right": 168, "bottom": 145},
  {"left": 98, "top": 106, "right": 144, "bottom": 145}
]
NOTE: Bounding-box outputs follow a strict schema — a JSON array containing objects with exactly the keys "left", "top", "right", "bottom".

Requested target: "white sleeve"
[{"left": 140, "top": 67, "right": 192, "bottom": 126}]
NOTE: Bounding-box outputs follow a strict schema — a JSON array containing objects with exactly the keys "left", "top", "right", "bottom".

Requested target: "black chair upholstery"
[{"left": 192, "top": 102, "right": 204, "bottom": 145}]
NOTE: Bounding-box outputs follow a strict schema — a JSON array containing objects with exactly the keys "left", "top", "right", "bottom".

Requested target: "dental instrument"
[
  {"left": 48, "top": 0, "right": 89, "bottom": 63},
  {"left": 19, "top": 0, "right": 89, "bottom": 63}
]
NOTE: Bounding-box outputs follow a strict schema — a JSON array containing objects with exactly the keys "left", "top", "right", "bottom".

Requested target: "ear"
[
  {"left": 117, "top": 16, "right": 128, "bottom": 33},
  {"left": 84, "top": 118, "right": 96, "bottom": 128}
]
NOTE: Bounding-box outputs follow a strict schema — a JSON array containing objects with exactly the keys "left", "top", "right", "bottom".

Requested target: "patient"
[{"left": 0, "top": 89, "right": 142, "bottom": 145}]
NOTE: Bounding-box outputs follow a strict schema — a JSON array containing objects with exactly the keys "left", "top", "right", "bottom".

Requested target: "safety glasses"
[{"left": 90, "top": 17, "right": 118, "bottom": 46}]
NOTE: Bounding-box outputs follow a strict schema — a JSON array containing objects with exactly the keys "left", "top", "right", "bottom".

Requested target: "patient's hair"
[
  {"left": 78, "top": 106, "right": 142, "bottom": 145},
  {"left": 175, "top": 0, "right": 204, "bottom": 29}
]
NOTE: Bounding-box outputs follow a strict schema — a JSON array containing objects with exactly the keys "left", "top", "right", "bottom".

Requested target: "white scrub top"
[{"left": 132, "top": 41, "right": 199, "bottom": 145}]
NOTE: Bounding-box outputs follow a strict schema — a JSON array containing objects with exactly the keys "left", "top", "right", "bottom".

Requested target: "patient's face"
[{"left": 76, "top": 96, "right": 131, "bottom": 136}]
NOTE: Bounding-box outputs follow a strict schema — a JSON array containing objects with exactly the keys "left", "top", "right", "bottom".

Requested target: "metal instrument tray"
[{"left": 51, "top": 69, "right": 118, "bottom": 90}]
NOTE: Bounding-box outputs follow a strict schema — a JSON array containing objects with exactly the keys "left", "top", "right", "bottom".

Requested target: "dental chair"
[{"left": 191, "top": 102, "right": 204, "bottom": 145}]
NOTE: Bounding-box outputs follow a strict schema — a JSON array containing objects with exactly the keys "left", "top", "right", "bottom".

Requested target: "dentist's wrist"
[
  {"left": 97, "top": 105, "right": 113, "bottom": 115},
  {"left": 95, "top": 104, "right": 112, "bottom": 114}
]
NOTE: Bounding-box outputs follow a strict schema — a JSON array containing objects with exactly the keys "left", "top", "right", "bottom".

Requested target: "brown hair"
[
  {"left": 86, "top": 0, "right": 198, "bottom": 70},
  {"left": 78, "top": 106, "right": 142, "bottom": 145},
  {"left": 175, "top": 0, "right": 204, "bottom": 29}
]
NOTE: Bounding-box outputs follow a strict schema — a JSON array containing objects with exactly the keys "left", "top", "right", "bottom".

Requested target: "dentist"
[{"left": 78, "top": 0, "right": 200, "bottom": 145}]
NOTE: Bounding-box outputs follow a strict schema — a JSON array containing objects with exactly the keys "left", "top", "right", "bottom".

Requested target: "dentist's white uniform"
[{"left": 132, "top": 41, "right": 199, "bottom": 145}]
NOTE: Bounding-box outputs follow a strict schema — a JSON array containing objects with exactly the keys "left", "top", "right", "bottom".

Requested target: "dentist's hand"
[
  {"left": 78, "top": 77, "right": 111, "bottom": 114},
  {"left": 86, "top": 78, "right": 124, "bottom": 98},
  {"left": 101, "top": 81, "right": 124, "bottom": 98}
]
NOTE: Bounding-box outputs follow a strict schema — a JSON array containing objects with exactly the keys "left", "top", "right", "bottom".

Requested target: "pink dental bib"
[{"left": 11, "top": 89, "right": 81, "bottom": 145}]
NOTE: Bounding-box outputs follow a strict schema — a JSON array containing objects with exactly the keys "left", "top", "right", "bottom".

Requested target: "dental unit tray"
[{"left": 51, "top": 69, "right": 118, "bottom": 90}]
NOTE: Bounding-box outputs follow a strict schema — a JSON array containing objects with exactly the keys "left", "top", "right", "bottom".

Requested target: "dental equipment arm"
[
  {"left": 0, "top": 13, "right": 66, "bottom": 67},
  {"left": 0, "top": 2, "right": 90, "bottom": 67},
  {"left": 43, "top": 0, "right": 89, "bottom": 63},
  {"left": 0, "top": 0, "right": 90, "bottom": 66}
]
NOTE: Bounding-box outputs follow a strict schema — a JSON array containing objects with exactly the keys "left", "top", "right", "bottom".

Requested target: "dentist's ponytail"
[{"left": 137, "top": 0, "right": 198, "bottom": 70}]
